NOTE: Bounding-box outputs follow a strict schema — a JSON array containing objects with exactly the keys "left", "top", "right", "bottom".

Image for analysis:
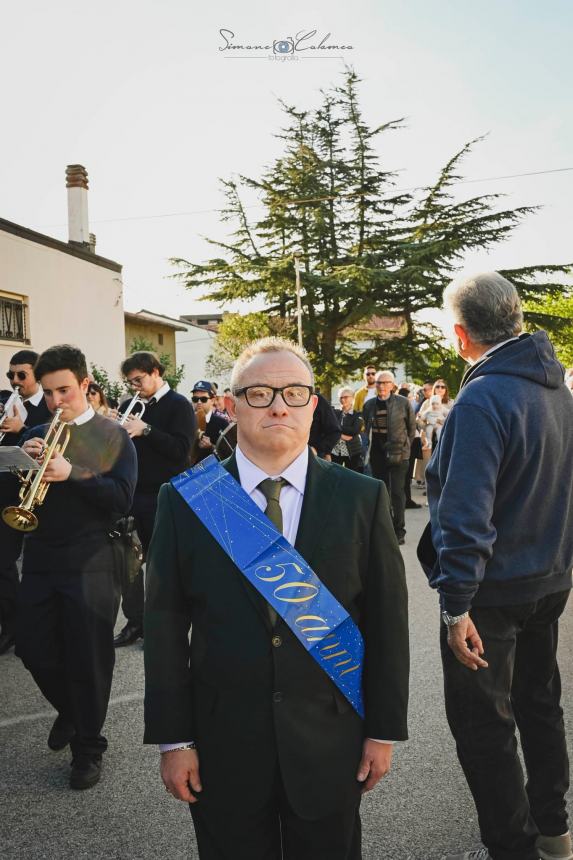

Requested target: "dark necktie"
[
  {"left": 147, "top": 397, "right": 156, "bottom": 407},
  {"left": 258, "top": 478, "right": 288, "bottom": 627}
]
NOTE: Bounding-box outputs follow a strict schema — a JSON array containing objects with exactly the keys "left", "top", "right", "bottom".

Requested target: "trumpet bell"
[{"left": 2, "top": 505, "right": 39, "bottom": 532}]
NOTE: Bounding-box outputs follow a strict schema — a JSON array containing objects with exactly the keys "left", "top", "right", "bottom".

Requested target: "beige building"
[
  {"left": 0, "top": 165, "right": 125, "bottom": 379},
  {"left": 124, "top": 309, "right": 186, "bottom": 366}
]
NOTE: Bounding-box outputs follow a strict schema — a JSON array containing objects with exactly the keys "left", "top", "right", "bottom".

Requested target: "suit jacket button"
[
  {"left": 272, "top": 692, "right": 283, "bottom": 703},
  {"left": 272, "top": 635, "right": 282, "bottom": 648}
]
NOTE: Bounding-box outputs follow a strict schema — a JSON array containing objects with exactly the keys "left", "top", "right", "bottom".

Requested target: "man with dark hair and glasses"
[
  {"left": 144, "top": 337, "right": 409, "bottom": 860},
  {"left": 113, "top": 351, "right": 196, "bottom": 647},
  {"left": 190, "top": 380, "right": 229, "bottom": 463},
  {"left": 0, "top": 350, "right": 51, "bottom": 655}
]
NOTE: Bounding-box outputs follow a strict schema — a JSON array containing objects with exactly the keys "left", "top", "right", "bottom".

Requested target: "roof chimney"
[{"left": 66, "top": 164, "right": 90, "bottom": 249}]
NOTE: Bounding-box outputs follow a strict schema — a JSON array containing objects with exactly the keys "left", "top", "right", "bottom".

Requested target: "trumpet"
[
  {"left": 2, "top": 408, "right": 71, "bottom": 532},
  {"left": 118, "top": 393, "right": 146, "bottom": 425},
  {"left": 0, "top": 389, "right": 24, "bottom": 443}
]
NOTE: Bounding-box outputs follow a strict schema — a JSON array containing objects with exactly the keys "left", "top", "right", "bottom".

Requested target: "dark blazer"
[
  {"left": 308, "top": 393, "right": 341, "bottom": 457},
  {"left": 144, "top": 450, "right": 409, "bottom": 820},
  {"left": 333, "top": 409, "right": 363, "bottom": 457}
]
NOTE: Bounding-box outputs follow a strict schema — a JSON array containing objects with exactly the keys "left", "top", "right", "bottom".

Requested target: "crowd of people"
[{"left": 0, "top": 270, "right": 573, "bottom": 860}]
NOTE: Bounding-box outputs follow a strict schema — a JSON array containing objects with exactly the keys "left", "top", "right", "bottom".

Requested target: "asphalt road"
[{"left": 1, "top": 489, "right": 572, "bottom": 860}]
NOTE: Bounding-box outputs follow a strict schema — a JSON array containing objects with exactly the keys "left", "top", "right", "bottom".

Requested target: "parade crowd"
[{"left": 1, "top": 271, "right": 573, "bottom": 860}]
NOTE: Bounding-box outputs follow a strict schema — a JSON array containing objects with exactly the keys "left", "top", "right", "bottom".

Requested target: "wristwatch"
[
  {"left": 142, "top": 423, "right": 152, "bottom": 437},
  {"left": 441, "top": 610, "right": 469, "bottom": 627}
]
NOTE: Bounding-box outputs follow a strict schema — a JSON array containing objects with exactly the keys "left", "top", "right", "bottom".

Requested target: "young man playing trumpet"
[
  {"left": 8, "top": 344, "right": 137, "bottom": 789},
  {"left": 114, "top": 351, "right": 195, "bottom": 647}
]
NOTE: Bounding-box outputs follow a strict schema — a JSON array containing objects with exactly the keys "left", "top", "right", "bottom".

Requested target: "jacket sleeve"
[
  {"left": 145, "top": 397, "right": 196, "bottom": 464},
  {"left": 405, "top": 400, "right": 416, "bottom": 441},
  {"left": 362, "top": 482, "right": 409, "bottom": 740},
  {"left": 431, "top": 403, "right": 505, "bottom": 614},
  {"left": 144, "top": 484, "right": 195, "bottom": 743}
]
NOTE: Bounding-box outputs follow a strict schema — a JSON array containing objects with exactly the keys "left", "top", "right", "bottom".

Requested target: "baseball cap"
[{"left": 192, "top": 380, "right": 214, "bottom": 395}]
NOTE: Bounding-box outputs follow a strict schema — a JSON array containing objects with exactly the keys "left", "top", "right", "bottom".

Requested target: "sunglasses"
[
  {"left": 7, "top": 370, "right": 28, "bottom": 382},
  {"left": 87, "top": 387, "right": 99, "bottom": 395},
  {"left": 435, "top": 385, "right": 446, "bottom": 389},
  {"left": 192, "top": 396, "right": 211, "bottom": 403},
  {"left": 365, "top": 371, "right": 376, "bottom": 376}
]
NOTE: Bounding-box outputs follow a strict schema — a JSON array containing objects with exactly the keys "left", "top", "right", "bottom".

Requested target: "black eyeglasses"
[
  {"left": 192, "top": 396, "right": 211, "bottom": 403},
  {"left": 434, "top": 385, "right": 446, "bottom": 389},
  {"left": 233, "top": 385, "right": 313, "bottom": 408},
  {"left": 7, "top": 370, "right": 28, "bottom": 382}
]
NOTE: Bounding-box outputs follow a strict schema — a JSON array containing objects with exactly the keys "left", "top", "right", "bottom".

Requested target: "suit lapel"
[{"left": 295, "top": 453, "right": 341, "bottom": 570}]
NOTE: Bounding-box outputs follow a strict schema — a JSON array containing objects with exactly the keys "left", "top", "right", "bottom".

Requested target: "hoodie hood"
[{"left": 463, "top": 331, "right": 564, "bottom": 391}]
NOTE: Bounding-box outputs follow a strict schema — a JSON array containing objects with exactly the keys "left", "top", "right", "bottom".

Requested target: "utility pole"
[{"left": 294, "top": 254, "right": 303, "bottom": 348}]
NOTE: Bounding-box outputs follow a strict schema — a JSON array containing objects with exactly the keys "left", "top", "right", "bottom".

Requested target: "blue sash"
[{"left": 171, "top": 455, "right": 365, "bottom": 718}]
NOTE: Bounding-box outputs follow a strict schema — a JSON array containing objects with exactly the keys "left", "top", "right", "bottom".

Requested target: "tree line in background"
[{"left": 173, "top": 68, "right": 572, "bottom": 398}]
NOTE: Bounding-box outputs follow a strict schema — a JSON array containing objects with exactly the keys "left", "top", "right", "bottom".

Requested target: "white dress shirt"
[
  {"left": 144, "top": 381, "right": 170, "bottom": 404},
  {"left": 24, "top": 385, "right": 44, "bottom": 407},
  {"left": 69, "top": 405, "right": 95, "bottom": 426},
  {"left": 160, "top": 444, "right": 392, "bottom": 750}
]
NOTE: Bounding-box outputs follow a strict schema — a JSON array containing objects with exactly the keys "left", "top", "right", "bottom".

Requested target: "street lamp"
[{"left": 294, "top": 254, "right": 303, "bottom": 348}]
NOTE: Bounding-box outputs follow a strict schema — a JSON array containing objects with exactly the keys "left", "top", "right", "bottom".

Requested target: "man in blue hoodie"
[{"left": 419, "top": 273, "right": 573, "bottom": 860}]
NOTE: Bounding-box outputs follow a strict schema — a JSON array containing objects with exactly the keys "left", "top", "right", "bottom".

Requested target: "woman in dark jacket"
[{"left": 332, "top": 387, "right": 364, "bottom": 472}]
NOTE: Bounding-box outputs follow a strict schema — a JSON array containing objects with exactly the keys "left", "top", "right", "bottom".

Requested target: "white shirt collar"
[
  {"left": 25, "top": 385, "right": 44, "bottom": 407},
  {"left": 68, "top": 405, "right": 95, "bottom": 426},
  {"left": 204, "top": 409, "right": 213, "bottom": 423},
  {"left": 145, "top": 381, "right": 170, "bottom": 404},
  {"left": 479, "top": 337, "right": 520, "bottom": 362},
  {"left": 235, "top": 445, "right": 308, "bottom": 496}
]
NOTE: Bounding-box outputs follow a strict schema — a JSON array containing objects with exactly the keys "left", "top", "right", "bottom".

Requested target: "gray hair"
[
  {"left": 337, "top": 386, "right": 355, "bottom": 400},
  {"left": 443, "top": 272, "right": 523, "bottom": 345},
  {"left": 230, "top": 337, "right": 314, "bottom": 389}
]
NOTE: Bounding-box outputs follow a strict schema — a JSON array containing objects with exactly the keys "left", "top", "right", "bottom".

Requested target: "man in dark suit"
[
  {"left": 0, "top": 349, "right": 51, "bottom": 655},
  {"left": 144, "top": 337, "right": 409, "bottom": 860},
  {"left": 114, "top": 351, "right": 196, "bottom": 646},
  {"left": 190, "top": 380, "right": 229, "bottom": 463}
]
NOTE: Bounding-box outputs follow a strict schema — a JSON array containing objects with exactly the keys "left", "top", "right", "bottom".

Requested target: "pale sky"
[{"left": 1, "top": 0, "right": 571, "bottom": 320}]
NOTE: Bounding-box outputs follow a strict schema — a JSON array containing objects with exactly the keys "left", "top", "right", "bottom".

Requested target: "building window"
[
  {"left": 198, "top": 319, "right": 208, "bottom": 325},
  {"left": 0, "top": 295, "right": 28, "bottom": 343},
  {"left": 157, "top": 333, "right": 164, "bottom": 346}
]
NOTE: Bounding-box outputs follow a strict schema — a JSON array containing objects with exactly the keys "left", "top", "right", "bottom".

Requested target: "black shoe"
[
  {"left": 0, "top": 632, "right": 15, "bottom": 655},
  {"left": 70, "top": 755, "right": 102, "bottom": 790},
  {"left": 114, "top": 623, "right": 143, "bottom": 647},
  {"left": 397, "top": 536, "right": 405, "bottom": 545},
  {"left": 405, "top": 500, "right": 422, "bottom": 509},
  {"left": 48, "top": 715, "right": 75, "bottom": 751}
]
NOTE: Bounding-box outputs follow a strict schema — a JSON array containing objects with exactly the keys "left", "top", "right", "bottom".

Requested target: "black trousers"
[
  {"left": 404, "top": 438, "right": 421, "bottom": 502},
  {"left": 368, "top": 447, "right": 409, "bottom": 538},
  {"left": 121, "top": 492, "right": 158, "bottom": 627},
  {"left": 332, "top": 453, "right": 364, "bottom": 473},
  {"left": 16, "top": 540, "right": 120, "bottom": 758},
  {"left": 0, "top": 525, "right": 23, "bottom": 637},
  {"left": 441, "top": 591, "right": 570, "bottom": 860},
  {"left": 190, "top": 771, "right": 362, "bottom": 860}
]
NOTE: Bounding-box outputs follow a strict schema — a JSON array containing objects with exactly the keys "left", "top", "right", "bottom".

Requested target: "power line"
[{"left": 31, "top": 165, "right": 573, "bottom": 229}]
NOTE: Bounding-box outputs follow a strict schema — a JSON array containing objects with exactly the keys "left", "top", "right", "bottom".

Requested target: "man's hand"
[
  {"left": 124, "top": 416, "right": 147, "bottom": 438},
  {"left": 22, "top": 437, "right": 45, "bottom": 460},
  {"left": 356, "top": 740, "right": 393, "bottom": 793},
  {"left": 0, "top": 414, "right": 25, "bottom": 434},
  {"left": 161, "top": 749, "right": 202, "bottom": 803},
  {"left": 447, "top": 616, "right": 489, "bottom": 671},
  {"left": 198, "top": 435, "right": 213, "bottom": 450},
  {"left": 42, "top": 452, "right": 73, "bottom": 482},
  {"left": 341, "top": 434, "right": 353, "bottom": 441}
]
